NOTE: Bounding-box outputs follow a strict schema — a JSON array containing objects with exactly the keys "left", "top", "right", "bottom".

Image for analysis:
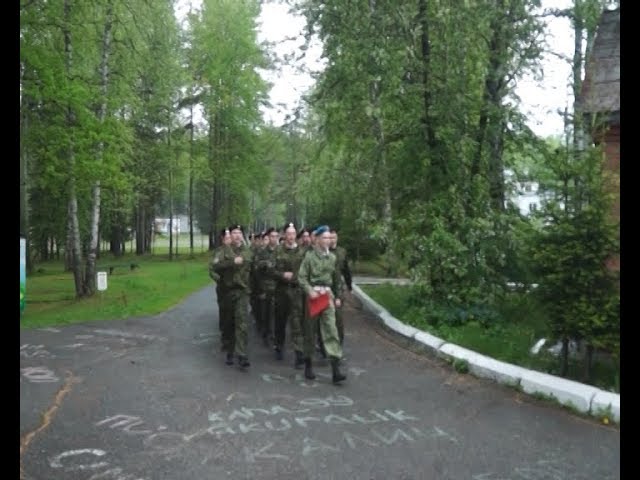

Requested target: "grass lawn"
[
  {"left": 21, "top": 252, "right": 213, "bottom": 329},
  {"left": 351, "top": 258, "right": 409, "bottom": 277},
  {"left": 360, "top": 284, "right": 619, "bottom": 394}
]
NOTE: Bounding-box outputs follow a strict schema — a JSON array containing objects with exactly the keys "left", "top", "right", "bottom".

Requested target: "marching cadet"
[
  {"left": 211, "top": 224, "right": 254, "bottom": 368},
  {"left": 297, "top": 228, "right": 312, "bottom": 253},
  {"left": 255, "top": 227, "right": 279, "bottom": 347},
  {"left": 329, "top": 228, "right": 352, "bottom": 346},
  {"left": 298, "top": 225, "right": 347, "bottom": 384},
  {"left": 209, "top": 228, "right": 232, "bottom": 345},
  {"left": 296, "top": 227, "right": 316, "bottom": 359},
  {"left": 249, "top": 232, "right": 263, "bottom": 332},
  {"left": 271, "top": 222, "right": 308, "bottom": 369}
]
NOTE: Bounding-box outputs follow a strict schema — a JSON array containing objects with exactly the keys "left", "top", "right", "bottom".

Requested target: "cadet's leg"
[
  {"left": 233, "top": 291, "right": 250, "bottom": 366},
  {"left": 314, "top": 301, "right": 327, "bottom": 358},
  {"left": 288, "top": 289, "right": 305, "bottom": 368},
  {"left": 335, "top": 305, "right": 344, "bottom": 346},
  {"left": 301, "top": 293, "right": 317, "bottom": 380},
  {"left": 223, "top": 291, "right": 236, "bottom": 364},
  {"left": 263, "top": 291, "right": 275, "bottom": 346},
  {"left": 273, "top": 290, "right": 288, "bottom": 359},
  {"left": 318, "top": 299, "right": 346, "bottom": 384}
]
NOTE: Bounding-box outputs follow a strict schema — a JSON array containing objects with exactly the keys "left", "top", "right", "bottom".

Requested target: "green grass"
[
  {"left": 361, "top": 284, "right": 619, "bottom": 393},
  {"left": 351, "top": 258, "right": 409, "bottom": 278},
  {"left": 149, "top": 233, "right": 211, "bottom": 255},
  {"left": 21, "top": 252, "right": 212, "bottom": 329}
]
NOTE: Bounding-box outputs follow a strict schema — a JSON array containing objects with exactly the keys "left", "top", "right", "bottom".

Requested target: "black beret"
[
  {"left": 283, "top": 222, "right": 296, "bottom": 232},
  {"left": 296, "top": 228, "right": 310, "bottom": 239},
  {"left": 219, "top": 228, "right": 230, "bottom": 237},
  {"left": 229, "top": 224, "right": 243, "bottom": 233},
  {"left": 265, "top": 227, "right": 276, "bottom": 236}
]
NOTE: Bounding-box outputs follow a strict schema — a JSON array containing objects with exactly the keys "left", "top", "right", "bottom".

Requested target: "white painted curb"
[
  {"left": 353, "top": 281, "right": 620, "bottom": 423},
  {"left": 518, "top": 369, "right": 600, "bottom": 414},
  {"left": 439, "top": 343, "right": 528, "bottom": 387},
  {"left": 590, "top": 390, "right": 620, "bottom": 423}
]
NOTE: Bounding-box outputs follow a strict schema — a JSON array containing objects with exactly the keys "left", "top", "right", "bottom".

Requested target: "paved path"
[{"left": 20, "top": 286, "right": 619, "bottom": 480}]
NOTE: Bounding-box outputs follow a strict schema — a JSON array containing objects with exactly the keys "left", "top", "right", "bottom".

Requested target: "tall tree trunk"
[
  {"left": 189, "top": 102, "right": 195, "bottom": 255},
  {"left": 560, "top": 336, "right": 569, "bottom": 376},
  {"left": 168, "top": 120, "right": 174, "bottom": 261},
  {"left": 209, "top": 111, "right": 222, "bottom": 248},
  {"left": 20, "top": 62, "right": 32, "bottom": 273},
  {"left": 418, "top": 0, "right": 437, "bottom": 152},
  {"left": 584, "top": 343, "right": 594, "bottom": 383},
  {"left": 63, "top": 0, "right": 84, "bottom": 297},
  {"left": 110, "top": 230, "right": 123, "bottom": 256},
  {"left": 135, "top": 203, "right": 146, "bottom": 255},
  {"left": 473, "top": 1, "right": 507, "bottom": 212},
  {"left": 572, "top": 0, "right": 585, "bottom": 156},
  {"left": 368, "top": 0, "right": 395, "bottom": 276},
  {"left": 84, "top": 0, "right": 114, "bottom": 295}
]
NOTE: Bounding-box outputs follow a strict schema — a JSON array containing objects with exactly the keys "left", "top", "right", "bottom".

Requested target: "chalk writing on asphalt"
[
  {"left": 21, "top": 366, "right": 59, "bottom": 383},
  {"left": 472, "top": 459, "right": 579, "bottom": 480},
  {"left": 93, "top": 395, "right": 458, "bottom": 463},
  {"left": 49, "top": 448, "right": 147, "bottom": 480},
  {"left": 20, "top": 344, "right": 53, "bottom": 359}
]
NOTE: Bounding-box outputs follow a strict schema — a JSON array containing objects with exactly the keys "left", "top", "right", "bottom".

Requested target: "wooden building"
[{"left": 580, "top": 7, "right": 620, "bottom": 271}]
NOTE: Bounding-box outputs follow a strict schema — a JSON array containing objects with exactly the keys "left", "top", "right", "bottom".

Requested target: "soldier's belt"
[{"left": 312, "top": 286, "right": 330, "bottom": 292}]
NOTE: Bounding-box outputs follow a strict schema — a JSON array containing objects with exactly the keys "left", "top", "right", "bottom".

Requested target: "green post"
[{"left": 20, "top": 236, "right": 26, "bottom": 316}]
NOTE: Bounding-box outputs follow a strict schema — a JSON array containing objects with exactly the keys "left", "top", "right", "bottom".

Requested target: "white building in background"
[
  {"left": 154, "top": 215, "right": 200, "bottom": 235},
  {"left": 504, "top": 169, "right": 545, "bottom": 217},
  {"left": 513, "top": 179, "right": 543, "bottom": 216}
]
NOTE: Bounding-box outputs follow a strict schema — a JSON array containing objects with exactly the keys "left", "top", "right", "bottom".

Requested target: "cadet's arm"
[
  {"left": 212, "top": 248, "right": 235, "bottom": 273},
  {"left": 297, "top": 257, "right": 312, "bottom": 296},
  {"left": 332, "top": 259, "right": 344, "bottom": 301},
  {"left": 342, "top": 254, "right": 353, "bottom": 291}
]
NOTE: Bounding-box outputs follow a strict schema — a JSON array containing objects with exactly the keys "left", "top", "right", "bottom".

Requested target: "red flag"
[{"left": 307, "top": 292, "right": 330, "bottom": 317}]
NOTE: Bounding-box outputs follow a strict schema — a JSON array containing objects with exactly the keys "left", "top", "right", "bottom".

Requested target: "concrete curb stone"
[{"left": 352, "top": 280, "right": 620, "bottom": 423}]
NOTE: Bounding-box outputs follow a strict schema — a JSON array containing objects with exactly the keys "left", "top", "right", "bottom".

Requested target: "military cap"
[
  {"left": 314, "top": 225, "right": 330, "bottom": 236},
  {"left": 229, "top": 224, "right": 244, "bottom": 233}
]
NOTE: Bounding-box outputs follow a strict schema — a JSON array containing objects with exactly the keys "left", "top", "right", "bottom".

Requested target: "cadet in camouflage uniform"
[
  {"left": 248, "top": 233, "right": 261, "bottom": 329},
  {"left": 255, "top": 227, "right": 279, "bottom": 347},
  {"left": 209, "top": 228, "right": 232, "bottom": 347},
  {"left": 297, "top": 228, "right": 312, "bottom": 253},
  {"left": 298, "top": 225, "right": 346, "bottom": 384},
  {"left": 271, "top": 222, "right": 308, "bottom": 368},
  {"left": 211, "top": 224, "right": 254, "bottom": 368},
  {"left": 329, "top": 228, "right": 352, "bottom": 346},
  {"left": 297, "top": 227, "right": 318, "bottom": 356}
]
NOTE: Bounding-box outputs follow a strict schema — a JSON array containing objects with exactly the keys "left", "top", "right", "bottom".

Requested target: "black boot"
[
  {"left": 294, "top": 350, "right": 305, "bottom": 369},
  {"left": 330, "top": 357, "right": 346, "bottom": 384},
  {"left": 237, "top": 355, "right": 250, "bottom": 368},
  {"left": 225, "top": 352, "right": 234, "bottom": 365},
  {"left": 274, "top": 346, "right": 283, "bottom": 361},
  {"left": 304, "top": 358, "right": 316, "bottom": 380}
]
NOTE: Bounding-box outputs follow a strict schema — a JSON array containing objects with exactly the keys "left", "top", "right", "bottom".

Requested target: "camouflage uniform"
[
  {"left": 209, "top": 244, "right": 231, "bottom": 345},
  {"left": 298, "top": 248, "right": 344, "bottom": 363},
  {"left": 255, "top": 243, "right": 278, "bottom": 346},
  {"left": 249, "top": 240, "right": 262, "bottom": 331},
  {"left": 330, "top": 244, "right": 352, "bottom": 345},
  {"left": 272, "top": 242, "right": 307, "bottom": 364},
  {"left": 211, "top": 242, "right": 254, "bottom": 363}
]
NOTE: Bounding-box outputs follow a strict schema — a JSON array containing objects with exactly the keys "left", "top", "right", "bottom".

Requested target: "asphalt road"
[{"left": 20, "top": 286, "right": 620, "bottom": 480}]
